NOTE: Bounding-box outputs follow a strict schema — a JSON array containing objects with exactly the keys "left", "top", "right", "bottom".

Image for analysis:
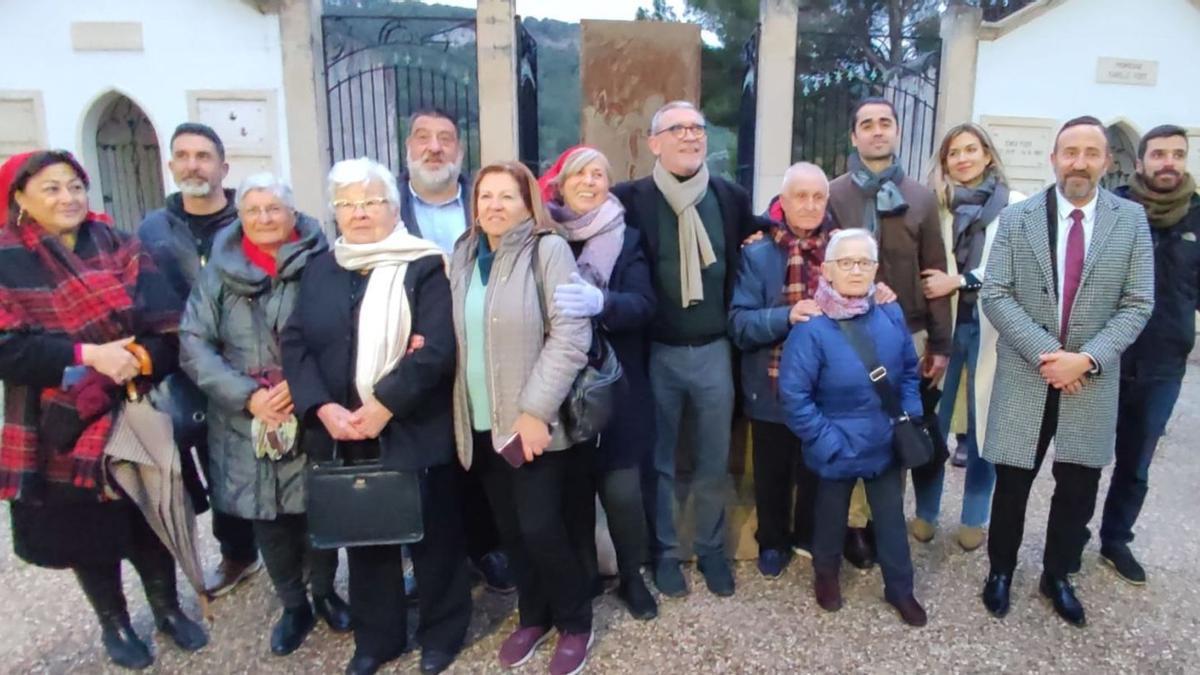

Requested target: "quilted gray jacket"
[
  {"left": 179, "top": 214, "right": 328, "bottom": 519},
  {"left": 449, "top": 220, "right": 591, "bottom": 469}
]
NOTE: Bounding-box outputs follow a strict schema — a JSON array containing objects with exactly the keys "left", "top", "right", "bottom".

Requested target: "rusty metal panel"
[{"left": 580, "top": 20, "right": 701, "bottom": 182}]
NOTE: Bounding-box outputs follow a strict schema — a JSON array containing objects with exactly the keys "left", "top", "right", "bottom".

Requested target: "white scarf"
[{"left": 333, "top": 223, "right": 446, "bottom": 406}]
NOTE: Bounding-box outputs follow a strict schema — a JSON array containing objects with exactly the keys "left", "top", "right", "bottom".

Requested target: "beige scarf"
[
  {"left": 334, "top": 223, "right": 446, "bottom": 406},
  {"left": 652, "top": 160, "right": 716, "bottom": 307}
]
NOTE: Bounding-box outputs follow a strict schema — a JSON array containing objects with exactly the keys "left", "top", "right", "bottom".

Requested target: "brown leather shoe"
[
  {"left": 814, "top": 569, "right": 842, "bottom": 612},
  {"left": 887, "top": 593, "right": 928, "bottom": 627},
  {"left": 204, "top": 556, "right": 263, "bottom": 598}
]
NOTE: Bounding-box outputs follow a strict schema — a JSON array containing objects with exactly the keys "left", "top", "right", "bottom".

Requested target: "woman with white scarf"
[
  {"left": 543, "top": 146, "right": 659, "bottom": 622},
  {"left": 281, "top": 158, "right": 471, "bottom": 675}
]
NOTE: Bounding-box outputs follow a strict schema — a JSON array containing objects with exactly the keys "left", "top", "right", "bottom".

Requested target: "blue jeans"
[
  {"left": 912, "top": 320, "right": 996, "bottom": 528},
  {"left": 1099, "top": 376, "right": 1183, "bottom": 549},
  {"left": 648, "top": 339, "right": 734, "bottom": 561}
]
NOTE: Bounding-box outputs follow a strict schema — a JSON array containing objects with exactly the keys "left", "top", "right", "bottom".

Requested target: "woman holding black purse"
[
  {"left": 778, "top": 228, "right": 928, "bottom": 627},
  {"left": 281, "top": 158, "right": 471, "bottom": 675}
]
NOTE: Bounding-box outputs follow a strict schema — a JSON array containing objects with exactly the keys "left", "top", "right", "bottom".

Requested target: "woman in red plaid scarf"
[{"left": 0, "top": 151, "right": 207, "bottom": 669}]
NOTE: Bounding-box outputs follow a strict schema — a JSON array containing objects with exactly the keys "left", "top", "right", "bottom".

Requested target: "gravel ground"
[{"left": 2, "top": 364, "right": 1199, "bottom": 674}]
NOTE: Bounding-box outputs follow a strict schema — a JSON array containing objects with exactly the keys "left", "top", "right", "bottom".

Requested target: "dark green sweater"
[{"left": 652, "top": 188, "right": 727, "bottom": 345}]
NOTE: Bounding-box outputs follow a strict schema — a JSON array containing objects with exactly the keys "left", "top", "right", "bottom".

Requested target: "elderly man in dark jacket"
[
  {"left": 138, "top": 122, "right": 261, "bottom": 596},
  {"left": 180, "top": 173, "right": 351, "bottom": 655}
]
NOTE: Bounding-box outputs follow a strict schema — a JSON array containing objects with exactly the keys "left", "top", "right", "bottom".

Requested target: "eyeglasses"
[
  {"left": 241, "top": 205, "right": 289, "bottom": 220},
  {"left": 829, "top": 258, "right": 879, "bottom": 271},
  {"left": 332, "top": 197, "right": 390, "bottom": 214},
  {"left": 653, "top": 123, "right": 707, "bottom": 140}
]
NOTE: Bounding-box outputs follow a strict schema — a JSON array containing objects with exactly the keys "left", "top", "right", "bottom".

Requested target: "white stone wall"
[
  {"left": 0, "top": 0, "right": 290, "bottom": 207},
  {"left": 972, "top": 0, "right": 1200, "bottom": 190}
]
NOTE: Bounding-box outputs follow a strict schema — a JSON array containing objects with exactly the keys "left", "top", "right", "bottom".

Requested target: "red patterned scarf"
[
  {"left": 767, "top": 204, "right": 827, "bottom": 389},
  {"left": 0, "top": 220, "right": 147, "bottom": 500}
]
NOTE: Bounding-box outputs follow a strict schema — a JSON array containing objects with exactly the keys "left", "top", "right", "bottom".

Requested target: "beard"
[
  {"left": 1148, "top": 169, "right": 1183, "bottom": 193},
  {"left": 407, "top": 151, "right": 463, "bottom": 192},
  {"left": 1059, "top": 172, "right": 1096, "bottom": 201},
  {"left": 178, "top": 178, "right": 212, "bottom": 198}
]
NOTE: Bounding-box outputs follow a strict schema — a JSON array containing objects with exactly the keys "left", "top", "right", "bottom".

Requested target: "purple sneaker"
[
  {"left": 498, "top": 625, "right": 552, "bottom": 669},
  {"left": 549, "top": 630, "right": 594, "bottom": 675}
]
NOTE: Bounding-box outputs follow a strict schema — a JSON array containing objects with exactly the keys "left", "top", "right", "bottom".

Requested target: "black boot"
[
  {"left": 138, "top": 559, "right": 209, "bottom": 652},
  {"left": 271, "top": 602, "right": 316, "bottom": 656},
  {"left": 617, "top": 573, "right": 658, "bottom": 620},
  {"left": 75, "top": 566, "right": 153, "bottom": 670}
]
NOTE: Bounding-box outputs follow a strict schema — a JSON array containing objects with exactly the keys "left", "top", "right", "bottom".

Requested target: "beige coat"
[
  {"left": 449, "top": 221, "right": 591, "bottom": 469},
  {"left": 935, "top": 190, "right": 1025, "bottom": 449}
]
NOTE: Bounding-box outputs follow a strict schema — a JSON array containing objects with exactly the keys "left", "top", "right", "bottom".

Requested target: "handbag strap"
[
  {"left": 833, "top": 316, "right": 909, "bottom": 423},
  {"left": 529, "top": 232, "right": 550, "bottom": 338}
]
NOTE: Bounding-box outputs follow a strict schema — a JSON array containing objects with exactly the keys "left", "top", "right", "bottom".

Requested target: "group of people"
[{"left": 0, "top": 95, "right": 1194, "bottom": 675}]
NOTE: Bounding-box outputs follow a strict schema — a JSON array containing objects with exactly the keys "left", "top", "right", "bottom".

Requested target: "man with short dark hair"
[
  {"left": 1097, "top": 124, "right": 1198, "bottom": 585},
  {"left": 139, "top": 123, "right": 263, "bottom": 599},
  {"left": 980, "top": 115, "right": 1154, "bottom": 627},
  {"left": 826, "top": 97, "right": 951, "bottom": 568}
]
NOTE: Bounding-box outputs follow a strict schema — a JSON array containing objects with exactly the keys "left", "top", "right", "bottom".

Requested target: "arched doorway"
[
  {"left": 1104, "top": 122, "right": 1138, "bottom": 191},
  {"left": 93, "top": 95, "right": 164, "bottom": 232}
]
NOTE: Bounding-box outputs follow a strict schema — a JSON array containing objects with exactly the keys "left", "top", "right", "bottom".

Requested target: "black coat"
[
  {"left": 611, "top": 174, "right": 765, "bottom": 307},
  {"left": 1115, "top": 187, "right": 1200, "bottom": 379},
  {"left": 281, "top": 252, "right": 457, "bottom": 470},
  {"left": 590, "top": 228, "right": 656, "bottom": 470}
]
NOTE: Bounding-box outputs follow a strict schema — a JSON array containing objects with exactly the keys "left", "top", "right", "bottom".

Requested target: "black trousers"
[
  {"left": 253, "top": 514, "right": 339, "bottom": 609},
  {"left": 458, "top": 457, "right": 503, "bottom": 563},
  {"left": 751, "top": 419, "right": 818, "bottom": 552},
  {"left": 74, "top": 508, "right": 180, "bottom": 620},
  {"left": 987, "top": 389, "right": 1103, "bottom": 578},
  {"left": 346, "top": 463, "right": 472, "bottom": 658},
  {"left": 812, "top": 465, "right": 913, "bottom": 598},
  {"left": 475, "top": 432, "right": 594, "bottom": 634}
]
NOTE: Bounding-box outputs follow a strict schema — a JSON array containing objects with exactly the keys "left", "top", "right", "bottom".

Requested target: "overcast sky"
[{"left": 429, "top": 0, "right": 690, "bottom": 23}]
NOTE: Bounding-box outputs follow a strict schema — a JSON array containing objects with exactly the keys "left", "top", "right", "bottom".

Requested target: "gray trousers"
[{"left": 648, "top": 339, "right": 734, "bottom": 561}]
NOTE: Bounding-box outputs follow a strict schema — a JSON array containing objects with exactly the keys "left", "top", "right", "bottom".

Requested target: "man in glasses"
[
  {"left": 826, "top": 98, "right": 952, "bottom": 569},
  {"left": 612, "top": 100, "right": 764, "bottom": 599},
  {"left": 139, "top": 123, "right": 263, "bottom": 598}
]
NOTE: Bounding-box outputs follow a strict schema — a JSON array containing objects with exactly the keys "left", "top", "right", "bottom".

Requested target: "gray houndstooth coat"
[{"left": 980, "top": 187, "right": 1154, "bottom": 470}]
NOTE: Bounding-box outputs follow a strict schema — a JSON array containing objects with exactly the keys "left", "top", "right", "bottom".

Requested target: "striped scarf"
[{"left": 767, "top": 212, "right": 827, "bottom": 389}]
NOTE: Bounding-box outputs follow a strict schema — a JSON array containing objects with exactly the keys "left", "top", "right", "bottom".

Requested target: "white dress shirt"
[{"left": 1054, "top": 188, "right": 1097, "bottom": 331}]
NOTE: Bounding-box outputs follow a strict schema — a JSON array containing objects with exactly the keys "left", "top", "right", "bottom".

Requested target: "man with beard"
[
  {"left": 1097, "top": 125, "right": 1199, "bottom": 585},
  {"left": 396, "top": 109, "right": 515, "bottom": 595},
  {"left": 979, "top": 116, "right": 1153, "bottom": 627},
  {"left": 139, "top": 123, "right": 262, "bottom": 598},
  {"left": 826, "top": 98, "right": 951, "bottom": 570}
]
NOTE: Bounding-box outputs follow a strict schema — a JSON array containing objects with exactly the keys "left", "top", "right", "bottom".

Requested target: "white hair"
[
  {"left": 826, "top": 228, "right": 878, "bottom": 261},
  {"left": 236, "top": 172, "right": 294, "bottom": 209},
  {"left": 327, "top": 157, "right": 401, "bottom": 206},
  {"left": 650, "top": 100, "right": 707, "bottom": 135},
  {"left": 780, "top": 161, "right": 829, "bottom": 192},
  {"left": 554, "top": 147, "right": 612, "bottom": 187}
]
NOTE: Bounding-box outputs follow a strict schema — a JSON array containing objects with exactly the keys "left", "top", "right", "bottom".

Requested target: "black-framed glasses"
[{"left": 653, "top": 123, "right": 707, "bottom": 140}]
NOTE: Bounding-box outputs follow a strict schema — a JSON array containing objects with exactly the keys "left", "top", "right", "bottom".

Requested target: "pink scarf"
[{"left": 814, "top": 276, "right": 874, "bottom": 320}]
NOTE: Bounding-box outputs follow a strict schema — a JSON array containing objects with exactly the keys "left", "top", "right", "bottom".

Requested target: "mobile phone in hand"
[{"left": 496, "top": 432, "right": 526, "bottom": 468}]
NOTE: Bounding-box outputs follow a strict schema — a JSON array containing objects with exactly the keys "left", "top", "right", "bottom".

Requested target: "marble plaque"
[
  {"left": 187, "top": 91, "right": 278, "bottom": 182},
  {"left": 1188, "top": 130, "right": 1200, "bottom": 179},
  {"left": 1096, "top": 58, "right": 1158, "bottom": 87},
  {"left": 980, "top": 115, "right": 1057, "bottom": 195},
  {"left": 580, "top": 20, "right": 701, "bottom": 182},
  {"left": 0, "top": 92, "right": 45, "bottom": 163}
]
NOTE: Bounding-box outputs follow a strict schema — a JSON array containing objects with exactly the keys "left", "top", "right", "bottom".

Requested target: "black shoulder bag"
[
  {"left": 833, "top": 317, "right": 934, "bottom": 469},
  {"left": 530, "top": 234, "right": 625, "bottom": 444}
]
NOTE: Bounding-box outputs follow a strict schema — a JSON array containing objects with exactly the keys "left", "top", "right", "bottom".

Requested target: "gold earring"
[{"left": 16, "top": 207, "right": 26, "bottom": 224}]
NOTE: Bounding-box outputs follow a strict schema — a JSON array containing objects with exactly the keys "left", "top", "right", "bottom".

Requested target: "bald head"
[{"left": 779, "top": 162, "right": 829, "bottom": 234}]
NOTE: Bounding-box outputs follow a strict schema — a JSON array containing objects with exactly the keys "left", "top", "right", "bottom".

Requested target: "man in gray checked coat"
[{"left": 978, "top": 116, "right": 1154, "bottom": 628}]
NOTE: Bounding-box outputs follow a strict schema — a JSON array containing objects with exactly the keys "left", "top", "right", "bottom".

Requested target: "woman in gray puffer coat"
[{"left": 179, "top": 174, "right": 350, "bottom": 656}]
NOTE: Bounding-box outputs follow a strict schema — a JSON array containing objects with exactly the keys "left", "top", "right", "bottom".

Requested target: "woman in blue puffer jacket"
[{"left": 779, "top": 228, "right": 928, "bottom": 627}]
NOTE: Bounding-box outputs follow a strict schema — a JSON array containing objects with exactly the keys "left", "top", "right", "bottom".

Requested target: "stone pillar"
[
  {"left": 476, "top": 0, "right": 520, "bottom": 165},
  {"left": 752, "top": 0, "right": 799, "bottom": 212},
  {"left": 277, "top": 0, "right": 329, "bottom": 219},
  {"left": 934, "top": 3, "right": 983, "bottom": 141}
]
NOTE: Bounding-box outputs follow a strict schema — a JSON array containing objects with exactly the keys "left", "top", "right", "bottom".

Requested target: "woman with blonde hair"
[{"left": 910, "top": 123, "right": 1024, "bottom": 551}]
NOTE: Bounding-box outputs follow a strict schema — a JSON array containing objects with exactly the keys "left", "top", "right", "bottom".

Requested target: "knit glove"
[{"left": 553, "top": 273, "right": 605, "bottom": 319}]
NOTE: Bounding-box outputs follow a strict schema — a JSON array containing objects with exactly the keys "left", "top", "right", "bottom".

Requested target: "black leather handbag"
[
  {"left": 530, "top": 234, "right": 625, "bottom": 444},
  {"left": 305, "top": 443, "right": 425, "bottom": 549},
  {"left": 834, "top": 317, "right": 934, "bottom": 469}
]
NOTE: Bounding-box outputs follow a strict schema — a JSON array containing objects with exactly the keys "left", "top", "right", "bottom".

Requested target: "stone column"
[
  {"left": 934, "top": 3, "right": 983, "bottom": 141},
  {"left": 277, "top": 0, "right": 329, "bottom": 219},
  {"left": 476, "top": 0, "right": 520, "bottom": 165},
  {"left": 752, "top": 0, "right": 799, "bottom": 212}
]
